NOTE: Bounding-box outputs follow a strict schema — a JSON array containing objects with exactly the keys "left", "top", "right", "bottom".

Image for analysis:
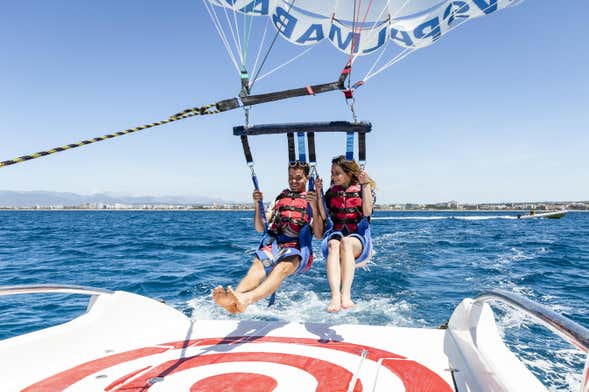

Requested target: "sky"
[{"left": 0, "top": 1, "right": 587, "bottom": 204}]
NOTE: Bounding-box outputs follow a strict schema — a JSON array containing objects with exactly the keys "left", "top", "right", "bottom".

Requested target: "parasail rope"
[
  {"left": 363, "top": 34, "right": 392, "bottom": 80},
  {"left": 251, "top": 16, "right": 271, "bottom": 87},
  {"left": 250, "top": 0, "right": 298, "bottom": 90},
  {"left": 349, "top": 0, "right": 392, "bottom": 67},
  {"left": 1, "top": 70, "right": 351, "bottom": 168},
  {"left": 255, "top": 46, "right": 316, "bottom": 83},
  {"left": 202, "top": 0, "right": 241, "bottom": 74},
  {"left": 347, "top": 0, "right": 376, "bottom": 88},
  {"left": 363, "top": 0, "right": 514, "bottom": 83},
  {"left": 356, "top": 0, "right": 412, "bottom": 79},
  {"left": 242, "top": 3, "right": 257, "bottom": 64},
  {"left": 363, "top": 47, "right": 414, "bottom": 82},
  {"left": 346, "top": 0, "right": 359, "bottom": 88},
  {"left": 0, "top": 103, "right": 222, "bottom": 169},
  {"left": 223, "top": 1, "right": 244, "bottom": 66}
]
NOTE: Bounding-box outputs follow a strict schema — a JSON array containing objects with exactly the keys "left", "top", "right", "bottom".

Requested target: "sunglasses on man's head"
[{"left": 289, "top": 161, "right": 309, "bottom": 168}]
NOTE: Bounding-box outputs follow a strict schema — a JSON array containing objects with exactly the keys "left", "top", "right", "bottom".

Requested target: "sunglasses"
[{"left": 289, "top": 161, "right": 309, "bottom": 168}]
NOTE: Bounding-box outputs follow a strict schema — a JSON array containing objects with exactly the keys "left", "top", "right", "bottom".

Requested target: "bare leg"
[
  {"left": 235, "top": 258, "right": 266, "bottom": 293},
  {"left": 326, "top": 239, "right": 342, "bottom": 312},
  {"left": 228, "top": 256, "right": 300, "bottom": 314},
  {"left": 340, "top": 237, "right": 362, "bottom": 309}
]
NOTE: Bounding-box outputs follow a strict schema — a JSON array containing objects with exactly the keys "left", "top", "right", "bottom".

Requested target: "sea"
[{"left": 0, "top": 210, "right": 587, "bottom": 391}]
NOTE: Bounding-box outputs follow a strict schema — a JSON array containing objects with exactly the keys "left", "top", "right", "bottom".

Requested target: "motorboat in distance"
[{"left": 517, "top": 210, "right": 568, "bottom": 219}]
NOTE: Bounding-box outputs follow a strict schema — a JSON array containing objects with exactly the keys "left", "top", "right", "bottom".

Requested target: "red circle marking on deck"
[
  {"left": 23, "top": 336, "right": 452, "bottom": 392},
  {"left": 118, "top": 352, "right": 361, "bottom": 391},
  {"left": 190, "top": 373, "right": 277, "bottom": 392}
]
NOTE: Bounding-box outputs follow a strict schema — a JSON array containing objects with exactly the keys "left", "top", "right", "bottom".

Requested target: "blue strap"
[
  {"left": 268, "top": 293, "right": 276, "bottom": 306},
  {"left": 297, "top": 132, "right": 306, "bottom": 162},
  {"left": 251, "top": 173, "right": 268, "bottom": 231},
  {"left": 346, "top": 131, "right": 354, "bottom": 160}
]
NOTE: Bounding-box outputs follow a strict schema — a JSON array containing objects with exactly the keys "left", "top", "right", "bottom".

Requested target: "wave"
[{"left": 372, "top": 215, "right": 518, "bottom": 221}]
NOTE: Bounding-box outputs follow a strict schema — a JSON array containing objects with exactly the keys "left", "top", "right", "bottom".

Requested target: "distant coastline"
[
  {"left": 1, "top": 191, "right": 586, "bottom": 211},
  {"left": 1, "top": 201, "right": 587, "bottom": 211}
]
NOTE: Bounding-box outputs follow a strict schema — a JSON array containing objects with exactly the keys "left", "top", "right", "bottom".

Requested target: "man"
[{"left": 213, "top": 161, "right": 323, "bottom": 313}]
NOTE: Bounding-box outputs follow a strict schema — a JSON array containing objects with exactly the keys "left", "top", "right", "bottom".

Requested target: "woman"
[{"left": 316, "top": 155, "right": 376, "bottom": 312}]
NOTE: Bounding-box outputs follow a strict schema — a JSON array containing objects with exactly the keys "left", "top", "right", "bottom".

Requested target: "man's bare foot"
[
  {"left": 212, "top": 286, "right": 238, "bottom": 314},
  {"left": 227, "top": 286, "right": 250, "bottom": 314},
  {"left": 341, "top": 297, "right": 355, "bottom": 309}
]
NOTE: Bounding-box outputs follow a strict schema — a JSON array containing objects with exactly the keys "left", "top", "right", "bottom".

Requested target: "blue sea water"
[{"left": 0, "top": 210, "right": 587, "bottom": 390}]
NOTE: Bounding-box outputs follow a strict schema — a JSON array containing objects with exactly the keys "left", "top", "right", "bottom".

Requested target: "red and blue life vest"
[
  {"left": 325, "top": 184, "right": 363, "bottom": 233},
  {"left": 267, "top": 189, "right": 309, "bottom": 246}
]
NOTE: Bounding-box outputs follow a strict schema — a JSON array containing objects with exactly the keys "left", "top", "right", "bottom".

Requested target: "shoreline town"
[{"left": 1, "top": 201, "right": 587, "bottom": 211}]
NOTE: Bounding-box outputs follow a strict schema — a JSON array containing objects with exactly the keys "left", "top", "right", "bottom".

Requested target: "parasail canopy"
[{"left": 204, "top": 0, "right": 523, "bottom": 87}]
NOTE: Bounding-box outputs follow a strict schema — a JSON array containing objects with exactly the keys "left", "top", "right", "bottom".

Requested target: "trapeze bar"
[{"left": 233, "top": 121, "right": 372, "bottom": 136}]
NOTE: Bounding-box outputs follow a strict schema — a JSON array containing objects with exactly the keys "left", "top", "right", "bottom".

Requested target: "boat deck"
[{"left": 0, "top": 287, "right": 572, "bottom": 391}]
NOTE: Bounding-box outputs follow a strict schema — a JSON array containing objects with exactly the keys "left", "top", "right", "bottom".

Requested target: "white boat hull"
[
  {"left": 518, "top": 210, "right": 567, "bottom": 219},
  {"left": 0, "top": 289, "right": 551, "bottom": 392}
]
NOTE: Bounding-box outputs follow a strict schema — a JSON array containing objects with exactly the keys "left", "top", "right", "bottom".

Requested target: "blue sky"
[{"left": 1, "top": 1, "right": 587, "bottom": 204}]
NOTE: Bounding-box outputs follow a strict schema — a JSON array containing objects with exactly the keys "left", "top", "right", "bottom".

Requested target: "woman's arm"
[
  {"left": 358, "top": 170, "right": 374, "bottom": 217},
  {"left": 361, "top": 184, "right": 373, "bottom": 217}
]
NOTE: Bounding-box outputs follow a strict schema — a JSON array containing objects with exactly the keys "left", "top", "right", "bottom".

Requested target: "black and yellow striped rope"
[
  {"left": 0, "top": 102, "right": 225, "bottom": 169},
  {"left": 1, "top": 71, "right": 348, "bottom": 169}
]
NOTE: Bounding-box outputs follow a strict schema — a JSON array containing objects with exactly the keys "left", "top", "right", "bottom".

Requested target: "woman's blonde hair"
[{"left": 331, "top": 155, "right": 376, "bottom": 188}]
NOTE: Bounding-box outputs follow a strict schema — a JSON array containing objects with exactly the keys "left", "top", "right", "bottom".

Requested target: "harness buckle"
[{"left": 248, "top": 162, "right": 256, "bottom": 177}]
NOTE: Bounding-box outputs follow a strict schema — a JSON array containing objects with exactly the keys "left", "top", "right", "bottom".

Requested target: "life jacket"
[
  {"left": 326, "top": 184, "right": 363, "bottom": 233},
  {"left": 267, "top": 189, "right": 309, "bottom": 245}
]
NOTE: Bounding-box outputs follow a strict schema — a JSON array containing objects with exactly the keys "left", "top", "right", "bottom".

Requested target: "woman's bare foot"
[
  {"left": 341, "top": 297, "right": 355, "bottom": 309},
  {"left": 212, "top": 286, "right": 238, "bottom": 314},
  {"left": 327, "top": 295, "right": 341, "bottom": 312},
  {"left": 227, "top": 286, "right": 250, "bottom": 314}
]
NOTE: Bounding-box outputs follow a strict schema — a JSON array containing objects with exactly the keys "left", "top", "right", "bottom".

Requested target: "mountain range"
[{"left": 0, "top": 191, "right": 232, "bottom": 207}]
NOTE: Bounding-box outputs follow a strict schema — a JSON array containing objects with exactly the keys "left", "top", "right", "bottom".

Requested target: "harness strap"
[
  {"left": 276, "top": 190, "right": 306, "bottom": 200},
  {"left": 240, "top": 135, "right": 254, "bottom": 164},
  {"left": 331, "top": 207, "right": 363, "bottom": 214},
  {"left": 287, "top": 133, "right": 296, "bottom": 162},
  {"left": 277, "top": 217, "right": 307, "bottom": 227},
  {"left": 240, "top": 135, "right": 268, "bottom": 231},
  {"left": 276, "top": 205, "right": 307, "bottom": 213},
  {"left": 326, "top": 190, "right": 362, "bottom": 199},
  {"left": 358, "top": 131, "right": 366, "bottom": 163},
  {"left": 331, "top": 217, "right": 363, "bottom": 224},
  {"left": 307, "top": 132, "right": 316, "bottom": 163},
  {"left": 346, "top": 131, "right": 354, "bottom": 160},
  {"left": 297, "top": 132, "right": 306, "bottom": 162}
]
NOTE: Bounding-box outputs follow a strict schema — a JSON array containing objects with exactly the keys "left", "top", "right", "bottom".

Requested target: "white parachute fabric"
[{"left": 207, "top": 0, "right": 522, "bottom": 55}]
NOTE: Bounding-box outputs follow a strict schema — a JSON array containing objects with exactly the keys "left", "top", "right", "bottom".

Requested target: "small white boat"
[
  {"left": 0, "top": 285, "right": 587, "bottom": 391},
  {"left": 518, "top": 210, "right": 568, "bottom": 219}
]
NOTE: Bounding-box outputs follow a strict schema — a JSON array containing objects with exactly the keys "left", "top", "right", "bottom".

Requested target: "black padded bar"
[
  {"left": 358, "top": 132, "right": 366, "bottom": 162},
  {"left": 307, "top": 132, "right": 316, "bottom": 163},
  {"left": 240, "top": 81, "right": 343, "bottom": 107},
  {"left": 234, "top": 121, "right": 371, "bottom": 136},
  {"left": 240, "top": 135, "right": 254, "bottom": 163},
  {"left": 287, "top": 133, "right": 296, "bottom": 162}
]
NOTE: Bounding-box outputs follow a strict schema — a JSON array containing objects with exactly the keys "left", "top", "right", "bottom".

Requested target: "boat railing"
[
  {"left": 474, "top": 289, "right": 589, "bottom": 392},
  {"left": 0, "top": 284, "right": 113, "bottom": 297}
]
